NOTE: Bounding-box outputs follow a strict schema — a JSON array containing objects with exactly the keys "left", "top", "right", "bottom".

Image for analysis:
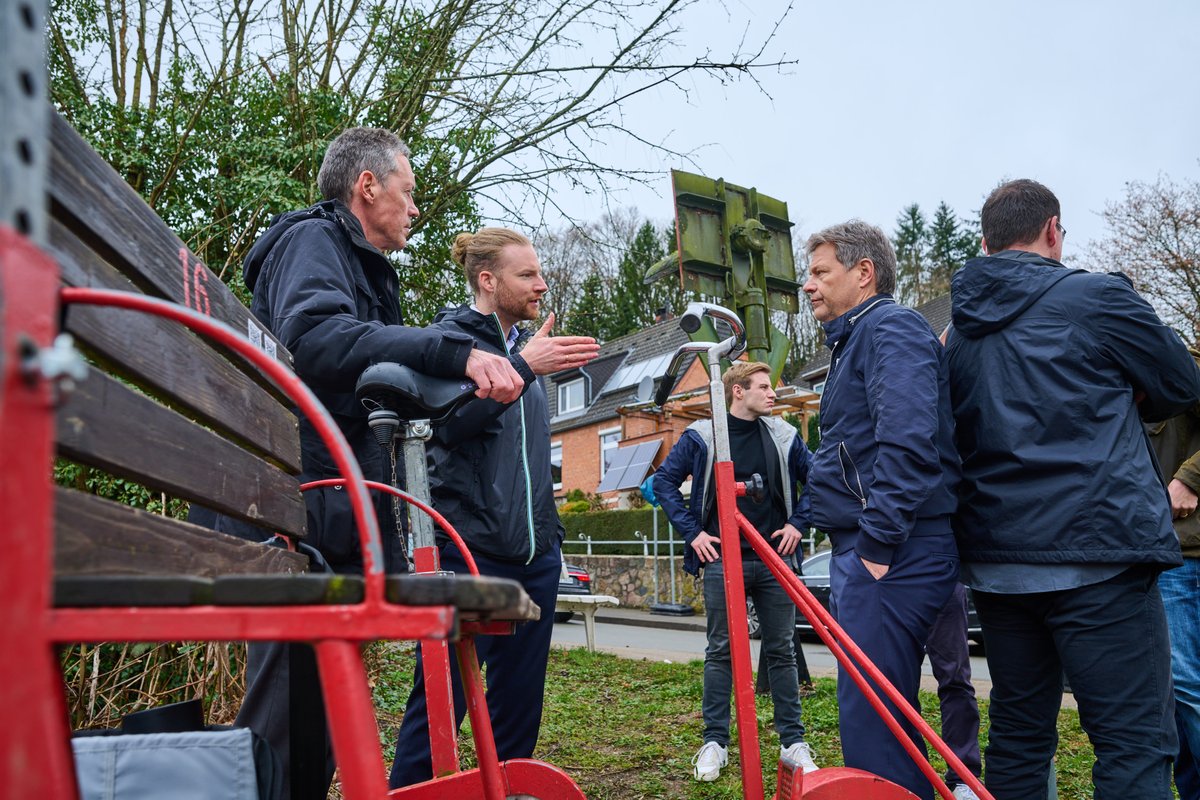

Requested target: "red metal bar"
[
  {"left": 455, "top": 639, "right": 507, "bottom": 800},
  {"left": 316, "top": 640, "right": 390, "bottom": 798},
  {"left": 47, "top": 605, "right": 455, "bottom": 642},
  {"left": 735, "top": 514, "right": 991, "bottom": 800},
  {"left": 58, "top": 288, "right": 387, "bottom": 602},
  {"left": 423, "top": 638, "right": 461, "bottom": 777},
  {"left": 713, "top": 461, "right": 765, "bottom": 800},
  {"left": 301, "top": 478, "right": 480, "bottom": 577},
  {"left": 0, "top": 227, "right": 80, "bottom": 799}
]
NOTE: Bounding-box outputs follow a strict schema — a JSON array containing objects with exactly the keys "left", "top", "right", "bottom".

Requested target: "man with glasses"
[{"left": 945, "top": 178, "right": 1200, "bottom": 799}]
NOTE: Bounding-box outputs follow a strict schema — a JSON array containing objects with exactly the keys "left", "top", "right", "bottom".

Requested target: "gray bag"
[{"left": 72, "top": 727, "right": 279, "bottom": 800}]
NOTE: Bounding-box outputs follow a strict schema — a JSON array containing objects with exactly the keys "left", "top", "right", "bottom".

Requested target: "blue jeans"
[
  {"left": 702, "top": 556, "right": 805, "bottom": 747},
  {"left": 974, "top": 565, "right": 1177, "bottom": 800},
  {"left": 1162, "top": 557, "right": 1200, "bottom": 800}
]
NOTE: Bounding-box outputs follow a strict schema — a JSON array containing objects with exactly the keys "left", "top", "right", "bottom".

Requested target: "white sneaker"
[
  {"left": 780, "top": 740, "right": 819, "bottom": 774},
  {"left": 692, "top": 741, "right": 728, "bottom": 781},
  {"left": 952, "top": 785, "right": 981, "bottom": 800}
]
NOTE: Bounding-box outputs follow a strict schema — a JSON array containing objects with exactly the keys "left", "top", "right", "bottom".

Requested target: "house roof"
[
  {"left": 546, "top": 319, "right": 694, "bottom": 433},
  {"left": 794, "top": 294, "right": 952, "bottom": 386}
]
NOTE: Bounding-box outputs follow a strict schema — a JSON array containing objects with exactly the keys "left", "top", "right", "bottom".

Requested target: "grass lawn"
[{"left": 370, "top": 643, "right": 1103, "bottom": 799}]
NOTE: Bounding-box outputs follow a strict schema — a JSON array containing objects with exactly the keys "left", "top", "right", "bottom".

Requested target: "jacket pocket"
[{"left": 836, "top": 442, "right": 868, "bottom": 510}]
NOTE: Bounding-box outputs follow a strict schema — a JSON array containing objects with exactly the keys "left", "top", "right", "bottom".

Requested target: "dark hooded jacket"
[
  {"left": 946, "top": 250, "right": 1200, "bottom": 567},
  {"left": 238, "top": 200, "right": 476, "bottom": 572},
  {"left": 807, "top": 295, "right": 961, "bottom": 565},
  {"left": 425, "top": 305, "right": 562, "bottom": 564}
]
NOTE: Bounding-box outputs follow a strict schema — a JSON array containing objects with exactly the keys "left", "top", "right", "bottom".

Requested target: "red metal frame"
[
  {"left": 710, "top": 455, "right": 992, "bottom": 800},
  {"left": 0, "top": 230, "right": 583, "bottom": 800}
]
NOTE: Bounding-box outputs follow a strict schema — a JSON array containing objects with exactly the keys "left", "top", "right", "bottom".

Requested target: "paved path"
[{"left": 551, "top": 605, "right": 1078, "bottom": 710}]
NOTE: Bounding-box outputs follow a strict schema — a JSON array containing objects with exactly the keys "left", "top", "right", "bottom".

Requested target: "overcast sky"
[{"left": 505, "top": 0, "right": 1200, "bottom": 258}]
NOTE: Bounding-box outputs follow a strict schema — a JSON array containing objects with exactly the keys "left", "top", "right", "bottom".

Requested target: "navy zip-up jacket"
[
  {"left": 947, "top": 250, "right": 1200, "bottom": 566},
  {"left": 426, "top": 305, "right": 563, "bottom": 564},
  {"left": 653, "top": 416, "right": 812, "bottom": 576},
  {"left": 808, "top": 295, "right": 960, "bottom": 565}
]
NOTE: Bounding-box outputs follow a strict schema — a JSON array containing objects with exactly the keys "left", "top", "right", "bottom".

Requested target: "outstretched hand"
[
  {"left": 518, "top": 313, "right": 600, "bottom": 376},
  {"left": 464, "top": 348, "right": 523, "bottom": 403}
]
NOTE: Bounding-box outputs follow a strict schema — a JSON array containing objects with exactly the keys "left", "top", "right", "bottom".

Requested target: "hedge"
[{"left": 559, "top": 508, "right": 683, "bottom": 555}]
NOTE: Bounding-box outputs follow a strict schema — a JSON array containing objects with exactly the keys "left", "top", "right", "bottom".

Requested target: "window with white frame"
[
  {"left": 558, "top": 378, "right": 584, "bottom": 414},
  {"left": 599, "top": 427, "right": 621, "bottom": 479},
  {"left": 550, "top": 441, "right": 563, "bottom": 491}
]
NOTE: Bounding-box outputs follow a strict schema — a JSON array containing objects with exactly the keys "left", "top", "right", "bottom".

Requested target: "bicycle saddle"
[{"left": 355, "top": 362, "right": 477, "bottom": 424}]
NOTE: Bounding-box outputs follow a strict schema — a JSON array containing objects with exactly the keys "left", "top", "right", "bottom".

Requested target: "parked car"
[
  {"left": 555, "top": 562, "right": 592, "bottom": 623},
  {"left": 748, "top": 550, "right": 982, "bottom": 646}
]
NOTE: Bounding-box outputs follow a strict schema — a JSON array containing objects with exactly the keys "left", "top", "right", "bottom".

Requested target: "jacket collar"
[{"left": 822, "top": 294, "right": 894, "bottom": 350}]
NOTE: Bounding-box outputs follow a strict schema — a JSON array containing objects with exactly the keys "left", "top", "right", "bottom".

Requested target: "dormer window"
[{"left": 558, "top": 378, "right": 585, "bottom": 414}]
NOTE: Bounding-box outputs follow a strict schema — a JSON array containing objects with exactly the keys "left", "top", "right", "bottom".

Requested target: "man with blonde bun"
[
  {"left": 389, "top": 227, "right": 599, "bottom": 788},
  {"left": 654, "top": 360, "right": 818, "bottom": 783}
]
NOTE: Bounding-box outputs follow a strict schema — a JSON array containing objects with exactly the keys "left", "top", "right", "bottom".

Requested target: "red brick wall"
[{"left": 553, "top": 359, "right": 712, "bottom": 502}]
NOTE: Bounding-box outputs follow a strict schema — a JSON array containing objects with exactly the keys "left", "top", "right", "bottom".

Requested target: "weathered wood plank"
[
  {"left": 47, "top": 112, "right": 291, "bottom": 368},
  {"left": 51, "top": 216, "right": 301, "bottom": 469},
  {"left": 57, "top": 366, "right": 307, "bottom": 537},
  {"left": 54, "top": 488, "right": 308, "bottom": 578}
]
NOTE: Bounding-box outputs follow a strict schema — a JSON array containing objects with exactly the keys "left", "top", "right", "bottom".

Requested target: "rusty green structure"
[{"left": 644, "top": 169, "right": 799, "bottom": 382}]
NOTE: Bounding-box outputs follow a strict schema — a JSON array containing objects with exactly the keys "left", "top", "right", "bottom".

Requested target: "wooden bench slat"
[
  {"left": 54, "top": 575, "right": 215, "bottom": 607},
  {"left": 57, "top": 367, "right": 307, "bottom": 536},
  {"left": 50, "top": 217, "right": 301, "bottom": 471},
  {"left": 47, "top": 113, "right": 290, "bottom": 368},
  {"left": 55, "top": 487, "right": 308, "bottom": 578},
  {"left": 212, "top": 575, "right": 365, "bottom": 605},
  {"left": 386, "top": 574, "right": 540, "bottom": 621}
]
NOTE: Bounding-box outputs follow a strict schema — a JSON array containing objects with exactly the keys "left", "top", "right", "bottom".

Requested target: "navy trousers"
[
  {"left": 829, "top": 533, "right": 959, "bottom": 800},
  {"left": 974, "top": 565, "right": 1177, "bottom": 800},
  {"left": 925, "top": 583, "right": 981, "bottom": 787},
  {"left": 388, "top": 543, "right": 561, "bottom": 788}
]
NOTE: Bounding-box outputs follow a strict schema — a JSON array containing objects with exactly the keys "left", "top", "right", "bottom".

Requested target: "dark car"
[
  {"left": 555, "top": 561, "right": 592, "bottom": 623},
  {"left": 748, "top": 550, "right": 982, "bottom": 645}
]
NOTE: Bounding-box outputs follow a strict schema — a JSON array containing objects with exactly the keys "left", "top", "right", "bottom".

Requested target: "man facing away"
[
  {"left": 389, "top": 227, "right": 598, "bottom": 786},
  {"left": 204, "top": 129, "right": 592, "bottom": 799},
  {"left": 654, "top": 360, "right": 819, "bottom": 782},
  {"left": 802, "top": 220, "right": 961, "bottom": 800},
  {"left": 946, "top": 178, "right": 1200, "bottom": 799}
]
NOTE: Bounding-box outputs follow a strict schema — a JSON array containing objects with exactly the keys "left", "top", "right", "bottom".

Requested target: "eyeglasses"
[{"left": 1055, "top": 221, "right": 1067, "bottom": 239}]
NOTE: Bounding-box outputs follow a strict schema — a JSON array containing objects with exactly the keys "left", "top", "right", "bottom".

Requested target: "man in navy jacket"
[
  {"left": 803, "top": 219, "right": 961, "bottom": 800},
  {"left": 947, "top": 179, "right": 1200, "bottom": 800},
  {"left": 654, "top": 361, "right": 818, "bottom": 782}
]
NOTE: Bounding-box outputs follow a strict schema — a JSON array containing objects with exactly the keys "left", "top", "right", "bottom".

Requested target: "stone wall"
[{"left": 567, "top": 554, "right": 702, "bottom": 611}]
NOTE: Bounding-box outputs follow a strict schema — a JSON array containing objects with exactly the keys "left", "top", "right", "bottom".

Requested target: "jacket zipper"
[{"left": 493, "top": 314, "right": 537, "bottom": 564}]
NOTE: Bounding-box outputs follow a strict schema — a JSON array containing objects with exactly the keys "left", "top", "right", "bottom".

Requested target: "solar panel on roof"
[{"left": 595, "top": 440, "right": 663, "bottom": 493}]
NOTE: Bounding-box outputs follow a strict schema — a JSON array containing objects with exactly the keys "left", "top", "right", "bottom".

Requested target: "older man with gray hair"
[{"left": 802, "top": 220, "right": 962, "bottom": 800}]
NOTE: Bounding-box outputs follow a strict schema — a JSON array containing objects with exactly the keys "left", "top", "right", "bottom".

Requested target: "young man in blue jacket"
[
  {"left": 389, "top": 227, "right": 599, "bottom": 787},
  {"left": 947, "top": 179, "right": 1200, "bottom": 800},
  {"left": 803, "top": 220, "right": 961, "bottom": 800},
  {"left": 654, "top": 360, "right": 818, "bottom": 782}
]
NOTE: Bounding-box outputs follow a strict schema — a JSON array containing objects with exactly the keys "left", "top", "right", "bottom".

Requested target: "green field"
[{"left": 370, "top": 643, "right": 1105, "bottom": 800}]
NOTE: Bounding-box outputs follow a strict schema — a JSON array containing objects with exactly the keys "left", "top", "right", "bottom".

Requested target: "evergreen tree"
[
  {"left": 564, "top": 270, "right": 611, "bottom": 341},
  {"left": 927, "top": 201, "right": 961, "bottom": 298},
  {"left": 609, "top": 221, "right": 666, "bottom": 337},
  {"left": 893, "top": 204, "right": 929, "bottom": 306}
]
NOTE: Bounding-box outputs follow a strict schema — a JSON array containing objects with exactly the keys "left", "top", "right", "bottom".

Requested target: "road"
[{"left": 550, "top": 614, "right": 1024, "bottom": 705}]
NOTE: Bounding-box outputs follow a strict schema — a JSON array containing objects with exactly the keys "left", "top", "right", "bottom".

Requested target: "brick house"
[{"left": 545, "top": 319, "right": 820, "bottom": 506}]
